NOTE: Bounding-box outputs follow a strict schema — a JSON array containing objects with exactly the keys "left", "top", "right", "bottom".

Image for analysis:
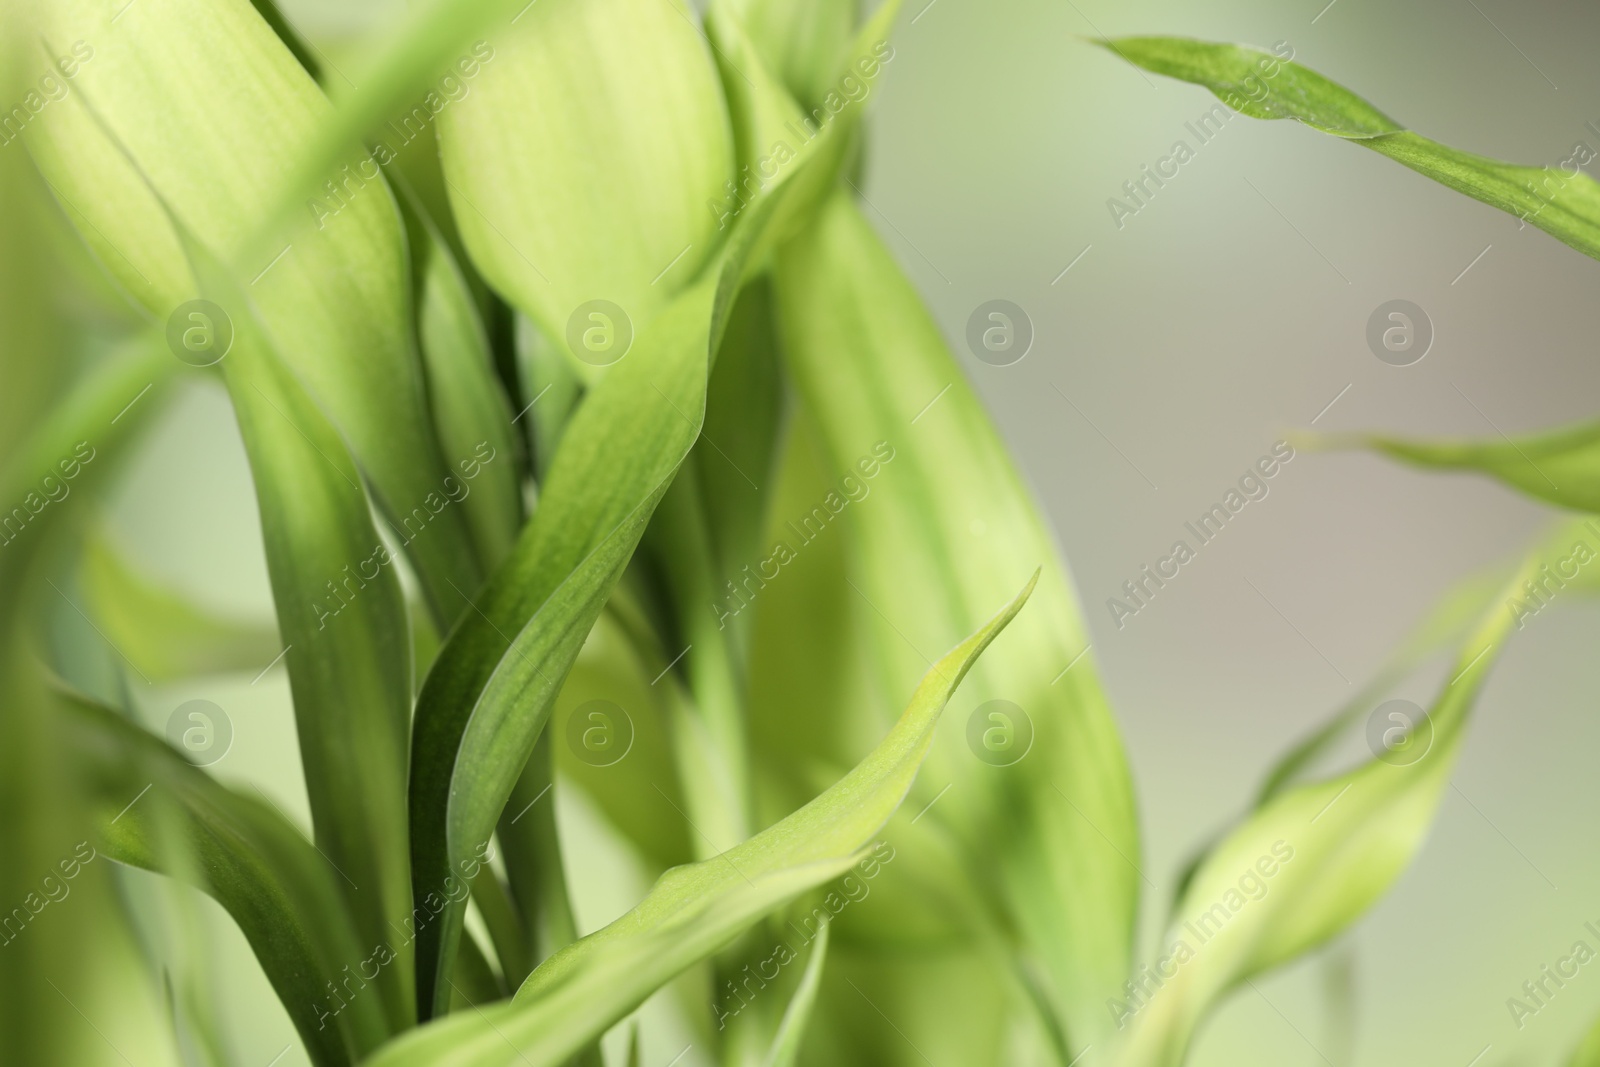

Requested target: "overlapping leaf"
[
  {"left": 372, "top": 575, "right": 1033, "bottom": 1066},
  {"left": 60, "top": 692, "right": 389, "bottom": 1067},
  {"left": 773, "top": 190, "right": 1140, "bottom": 1050},
  {"left": 437, "top": 0, "right": 735, "bottom": 379},
  {"left": 1108, "top": 542, "right": 1539, "bottom": 1067},
  {"left": 26, "top": 0, "right": 481, "bottom": 618},
  {"left": 1099, "top": 36, "right": 1600, "bottom": 262}
]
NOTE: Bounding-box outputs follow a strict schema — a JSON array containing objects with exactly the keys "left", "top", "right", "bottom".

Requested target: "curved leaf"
[
  {"left": 1109, "top": 546, "right": 1538, "bottom": 1067},
  {"left": 774, "top": 190, "right": 1140, "bottom": 1049},
  {"left": 437, "top": 0, "right": 735, "bottom": 379},
  {"left": 26, "top": 0, "right": 482, "bottom": 618},
  {"left": 1328, "top": 416, "right": 1600, "bottom": 516},
  {"left": 372, "top": 574, "right": 1035, "bottom": 1066},
  {"left": 60, "top": 692, "right": 388, "bottom": 1066},
  {"left": 1100, "top": 36, "right": 1600, "bottom": 262}
]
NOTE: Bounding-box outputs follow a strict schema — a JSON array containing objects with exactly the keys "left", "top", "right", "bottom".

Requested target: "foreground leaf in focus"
[
  {"left": 62, "top": 693, "right": 389, "bottom": 1066},
  {"left": 373, "top": 574, "right": 1034, "bottom": 1066},
  {"left": 775, "top": 190, "right": 1139, "bottom": 1050},
  {"left": 175, "top": 229, "right": 416, "bottom": 1031},
  {"left": 1100, "top": 36, "right": 1600, "bottom": 262},
  {"left": 1109, "top": 543, "right": 1539, "bottom": 1067}
]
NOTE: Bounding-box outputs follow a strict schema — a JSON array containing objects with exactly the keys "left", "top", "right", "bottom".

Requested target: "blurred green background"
[{"left": 90, "top": 0, "right": 1600, "bottom": 1064}]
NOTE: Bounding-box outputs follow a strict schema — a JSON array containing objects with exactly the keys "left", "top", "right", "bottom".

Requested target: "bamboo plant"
[{"left": 2, "top": 1, "right": 1598, "bottom": 1065}]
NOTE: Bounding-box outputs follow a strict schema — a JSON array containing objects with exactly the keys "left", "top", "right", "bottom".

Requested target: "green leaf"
[
  {"left": 1110, "top": 552, "right": 1536, "bottom": 1066},
  {"left": 1168, "top": 565, "right": 1507, "bottom": 912},
  {"left": 719, "top": 0, "right": 858, "bottom": 110},
  {"left": 436, "top": 0, "right": 735, "bottom": 379},
  {"left": 397, "top": 179, "right": 524, "bottom": 571},
  {"left": 60, "top": 692, "right": 389, "bottom": 1066},
  {"left": 371, "top": 574, "right": 1035, "bottom": 1066},
  {"left": 1570, "top": 1012, "right": 1600, "bottom": 1067},
  {"left": 177, "top": 230, "right": 417, "bottom": 1033},
  {"left": 26, "top": 0, "right": 483, "bottom": 620},
  {"left": 405, "top": 66, "right": 853, "bottom": 1014},
  {"left": 1099, "top": 36, "right": 1600, "bottom": 262},
  {"left": 1327, "top": 416, "right": 1600, "bottom": 516},
  {"left": 773, "top": 190, "right": 1140, "bottom": 1047},
  {"left": 762, "top": 919, "right": 831, "bottom": 1067}
]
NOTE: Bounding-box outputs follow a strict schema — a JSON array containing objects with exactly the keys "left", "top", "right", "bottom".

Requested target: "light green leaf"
[
  {"left": 1110, "top": 553, "right": 1535, "bottom": 1067},
  {"left": 1168, "top": 565, "right": 1507, "bottom": 912},
  {"left": 1570, "top": 1012, "right": 1600, "bottom": 1067},
  {"left": 762, "top": 919, "right": 830, "bottom": 1067},
  {"left": 177, "top": 229, "right": 417, "bottom": 1032},
  {"left": 1099, "top": 36, "right": 1600, "bottom": 261},
  {"left": 397, "top": 180, "right": 523, "bottom": 571},
  {"left": 406, "top": 73, "right": 855, "bottom": 1016},
  {"left": 1328, "top": 417, "right": 1600, "bottom": 516},
  {"left": 720, "top": 0, "right": 857, "bottom": 109},
  {"left": 372, "top": 574, "right": 1035, "bottom": 1066},
  {"left": 437, "top": 0, "right": 735, "bottom": 379},
  {"left": 26, "top": 0, "right": 482, "bottom": 619},
  {"left": 774, "top": 190, "right": 1139, "bottom": 1048},
  {"left": 61, "top": 692, "right": 389, "bottom": 1066}
]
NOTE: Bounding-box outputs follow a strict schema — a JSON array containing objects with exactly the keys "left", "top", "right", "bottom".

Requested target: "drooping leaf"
[
  {"left": 437, "top": 0, "right": 736, "bottom": 381},
  {"left": 1098, "top": 36, "right": 1600, "bottom": 262},
  {"left": 60, "top": 692, "right": 389, "bottom": 1067},
  {"left": 371, "top": 574, "right": 1035, "bottom": 1066},
  {"left": 26, "top": 0, "right": 483, "bottom": 620},
  {"left": 774, "top": 190, "right": 1140, "bottom": 1049},
  {"left": 1109, "top": 547, "right": 1538, "bottom": 1067}
]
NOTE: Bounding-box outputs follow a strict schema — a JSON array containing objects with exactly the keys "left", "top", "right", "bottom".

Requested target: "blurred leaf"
[
  {"left": 372, "top": 575, "right": 1035, "bottom": 1066},
  {"left": 1099, "top": 36, "right": 1600, "bottom": 261},
  {"left": 1570, "top": 1011, "right": 1600, "bottom": 1067},
  {"left": 1328, "top": 417, "right": 1600, "bottom": 516},
  {"left": 62, "top": 692, "right": 389, "bottom": 1066},
  {"left": 720, "top": 0, "right": 857, "bottom": 109},
  {"left": 762, "top": 919, "right": 830, "bottom": 1067},
  {"left": 79, "top": 535, "right": 281, "bottom": 683},
  {"left": 407, "top": 182, "right": 790, "bottom": 1017},
  {"left": 437, "top": 0, "right": 735, "bottom": 381},
  {"left": 1110, "top": 552, "right": 1534, "bottom": 1066},
  {"left": 774, "top": 190, "right": 1139, "bottom": 1048},
  {"left": 28, "top": 0, "right": 483, "bottom": 619},
  {"left": 1168, "top": 564, "right": 1507, "bottom": 911}
]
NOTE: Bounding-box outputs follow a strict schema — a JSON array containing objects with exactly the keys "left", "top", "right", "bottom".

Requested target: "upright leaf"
[
  {"left": 373, "top": 576, "right": 1034, "bottom": 1067},
  {"left": 26, "top": 0, "right": 482, "bottom": 618},
  {"left": 774, "top": 190, "right": 1140, "bottom": 1048},
  {"left": 1108, "top": 548, "right": 1537, "bottom": 1066},
  {"left": 437, "top": 0, "right": 735, "bottom": 380}
]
